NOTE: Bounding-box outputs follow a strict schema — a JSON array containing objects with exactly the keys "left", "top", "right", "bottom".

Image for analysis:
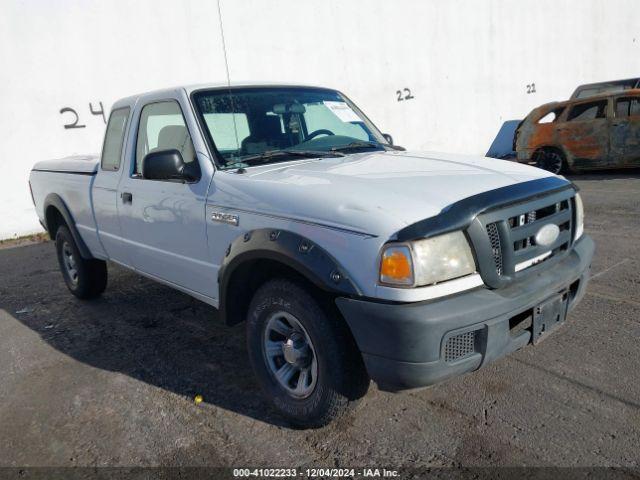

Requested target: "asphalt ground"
[{"left": 0, "top": 171, "right": 638, "bottom": 475}]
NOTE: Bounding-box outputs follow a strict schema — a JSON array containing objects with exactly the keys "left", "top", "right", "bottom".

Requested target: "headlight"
[
  {"left": 379, "top": 231, "right": 476, "bottom": 287},
  {"left": 574, "top": 193, "right": 584, "bottom": 240}
]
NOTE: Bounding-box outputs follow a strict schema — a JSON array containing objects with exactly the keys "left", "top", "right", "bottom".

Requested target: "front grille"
[
  {"left": 511, "top": 210, "right": 537, "bottom": 249},
  {"left": 509, "top": 200, "right": 570, "bottom": 254},
  {"left": 486, "top": 222, "right": 503, "bottom": 275},
  {"left": 444, "top": 331, "right": 477, "bottom": 362},
  {"left": 475, "top": 189, "right": 575, "bottom": 287}
]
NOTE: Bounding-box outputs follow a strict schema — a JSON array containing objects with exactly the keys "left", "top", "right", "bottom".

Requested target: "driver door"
[{"left": 117, "top": 99, "right": 216, "bottom": 298}]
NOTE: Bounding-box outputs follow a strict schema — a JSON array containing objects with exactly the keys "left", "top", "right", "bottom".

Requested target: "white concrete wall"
[{"left": 1, "top": 0, "right": 637, "bottom": 239}]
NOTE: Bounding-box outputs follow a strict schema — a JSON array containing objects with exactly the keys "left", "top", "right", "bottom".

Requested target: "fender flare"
[
  {"left": 217, "top": 229, "right": 361, "bottom": 324},
  {"left": 43, "top": 193, "right": 93, "bottom": 259}
]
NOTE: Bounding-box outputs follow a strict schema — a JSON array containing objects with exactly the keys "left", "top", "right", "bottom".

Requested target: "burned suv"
[{"left": 514, "top": 89, "right": 640, "bottom": 174}]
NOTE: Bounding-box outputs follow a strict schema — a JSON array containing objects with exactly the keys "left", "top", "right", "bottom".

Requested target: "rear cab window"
[
  {"left": 202, "top": 113, "right": 250, "bottom": 154},
  {"left": 303, "top": 102, "right": 370, "bottom": 141},
  {"left": 101, "top": 107, "right": 130, "bottom": 171}
]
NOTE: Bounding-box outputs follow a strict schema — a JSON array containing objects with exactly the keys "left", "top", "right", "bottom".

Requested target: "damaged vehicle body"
[{"left": 514, "top": 89, "right": 640, "bottom": 174}]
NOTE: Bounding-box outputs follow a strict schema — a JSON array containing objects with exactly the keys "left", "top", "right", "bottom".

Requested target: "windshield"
[{"left": 192, "top": 87, "right": 389, "bottom": 169}]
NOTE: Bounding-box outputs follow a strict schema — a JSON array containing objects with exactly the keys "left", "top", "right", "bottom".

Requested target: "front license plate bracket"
[{"left": 532, "top": 291, "right": 569, "bottom": 344}]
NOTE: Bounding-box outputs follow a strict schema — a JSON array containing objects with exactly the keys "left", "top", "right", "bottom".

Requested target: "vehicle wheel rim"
[
  {"left": 62, "top": 241, "right": 79, "bottom": 285},
  {"left": 540, "top": 152, "right": 563, "bottom": 174},
  {"left": 263, "top": 311, "right": 318, "bottom": 399}
]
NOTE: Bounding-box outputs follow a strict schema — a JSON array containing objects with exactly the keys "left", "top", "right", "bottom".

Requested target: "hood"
[{"left": 216, "top": 150, "right": 557, "bottom": 238}]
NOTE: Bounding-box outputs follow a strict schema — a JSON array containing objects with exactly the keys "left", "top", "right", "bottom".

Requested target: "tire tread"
[
  {"left": 246, "top": 278, "right": 368, "bottom": 428},
  {"left": 55, "top": 226, "right": 107, "bottom": 299}
]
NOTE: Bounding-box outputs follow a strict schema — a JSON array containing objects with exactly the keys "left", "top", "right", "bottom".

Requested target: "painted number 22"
[
  {"left": 526, "top": 83, "right": 537, "bottom": 94},
  {"left": 396, "top": 88, "right": 415, "bottom": 101}
]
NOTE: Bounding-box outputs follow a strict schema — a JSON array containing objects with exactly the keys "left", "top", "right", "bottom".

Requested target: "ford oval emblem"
[{"left": 535, "top": 223, "right": 560, "bottom": 247}]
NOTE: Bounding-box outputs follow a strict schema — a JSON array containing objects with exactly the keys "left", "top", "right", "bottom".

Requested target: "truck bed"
[
  {"left": 30, "top": 155, "right": 106, "bottom": 259},
  {"left": 32, "top": 154, "right": 100, "bottom": 174}
]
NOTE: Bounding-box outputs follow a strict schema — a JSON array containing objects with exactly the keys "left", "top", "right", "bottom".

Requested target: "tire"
[
  {"left": 535, "top": 149, "right": 566, "bottom": 175},
  {"left": 246, "top": 278, "right": 369, "bottom": 428},
  {"left": 55, "top": 225, "right": 107, "bottom": 299}
]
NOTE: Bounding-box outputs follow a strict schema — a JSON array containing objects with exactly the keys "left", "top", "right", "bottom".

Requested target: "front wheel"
[
  {"left": 535, "top": 149, "right": 566, "bottom": 175},
  {"left": 246, "top": 279, "right": 369, "bottom": 428},
  {"left": 55, "top": 226, "right": 107, "bottom": 299}
]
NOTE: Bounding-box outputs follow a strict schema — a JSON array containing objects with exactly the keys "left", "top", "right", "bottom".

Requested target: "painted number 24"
[{"left": 59, "top": 102, "right": 106, "bottom": 129}]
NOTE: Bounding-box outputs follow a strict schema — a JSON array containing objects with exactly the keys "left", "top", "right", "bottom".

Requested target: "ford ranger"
[{"left": 29, "top": 83, "right": 595, "bottom": 427}]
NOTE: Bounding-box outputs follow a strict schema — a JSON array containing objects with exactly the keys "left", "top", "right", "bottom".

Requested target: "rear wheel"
[
  {"left": 55, "top": 226, "right": 107, "bottom": 299},
  {"left": 534, "top": 149, "right": 566, "bottom": 174},
  {"left": 246, "top": 278, "right": 369, "bottom": 428}
]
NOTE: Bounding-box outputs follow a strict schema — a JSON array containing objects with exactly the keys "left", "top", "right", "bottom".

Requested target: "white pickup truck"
[{"left": 29, "top": 83, "right": 594, "bottom": 427}]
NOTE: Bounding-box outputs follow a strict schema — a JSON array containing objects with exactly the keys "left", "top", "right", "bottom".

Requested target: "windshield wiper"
[
  {"left": 330, "top": 141, "right": 380, "bottom": 152},
  {"left": 330, "top": 141, "right": 405, "bottom": 152},
  {"left": 233, "top": 149, "right": 345, "bottom": 167},
  {"left": 384, "top": 143, "right": 406, "bottom": 151}
]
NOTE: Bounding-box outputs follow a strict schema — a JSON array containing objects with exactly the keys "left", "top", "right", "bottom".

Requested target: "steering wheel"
[{"left": 306, "top": 129, "right": 335, "bottom": 140}]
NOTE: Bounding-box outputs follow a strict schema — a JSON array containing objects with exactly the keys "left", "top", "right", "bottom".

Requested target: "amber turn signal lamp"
[{"left": 379, "top": 246, "right": 414, "bottom": 286}]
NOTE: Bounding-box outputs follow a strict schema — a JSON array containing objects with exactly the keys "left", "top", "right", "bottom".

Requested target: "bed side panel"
[{"left": 29, "top": 170, "right": 106, "bottom": 259}]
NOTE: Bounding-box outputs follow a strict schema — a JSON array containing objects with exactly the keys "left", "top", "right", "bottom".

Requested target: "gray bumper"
[{"left": 335, "top": 235, "right": 595, "bottom": 391}]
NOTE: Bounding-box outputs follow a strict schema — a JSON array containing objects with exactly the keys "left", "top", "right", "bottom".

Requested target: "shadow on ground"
[
  {"left": 0, "top": 242, "right": 292, "bottom": 427},
  {"left": 566, "top": 168, "right": 640, "bottom": 181},
  {"left": 1, "top": 169, "right": 638, "bottom": 431}
]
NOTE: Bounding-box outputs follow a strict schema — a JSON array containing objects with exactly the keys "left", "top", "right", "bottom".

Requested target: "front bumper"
[{"left": 336, "top": 235, "right": 595, "bottom": 391}]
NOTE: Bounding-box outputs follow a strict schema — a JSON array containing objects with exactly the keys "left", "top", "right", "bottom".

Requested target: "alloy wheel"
[
  {"left": 263, "top": 311, "right": 318, "bottom": 398},
  {"left": 62, "top": 241, "right": 79, "bottom": 285}
]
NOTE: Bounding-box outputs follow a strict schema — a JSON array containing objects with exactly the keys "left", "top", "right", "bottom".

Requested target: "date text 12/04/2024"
[{"left": 232, "top": 468, "right": 399, "bottom": 477}]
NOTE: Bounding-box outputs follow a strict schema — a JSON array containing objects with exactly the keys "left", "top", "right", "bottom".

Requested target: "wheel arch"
[
  {"left": 533, "top": 145, "right": 576, "bottom": 173},
  {"left": 43, "top": 193, "right": 93, "bottom": 259},
  {"left": 218, "top": 229, "right": 361, "bottom": 326}
]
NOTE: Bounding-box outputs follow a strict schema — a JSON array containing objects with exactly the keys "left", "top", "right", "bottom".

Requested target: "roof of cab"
[
  {"left": 112, "top": 81, "right": 335, "bottom": 109},
  {"left": 185, "top": 81, "right": 332, "bottom": 93}
]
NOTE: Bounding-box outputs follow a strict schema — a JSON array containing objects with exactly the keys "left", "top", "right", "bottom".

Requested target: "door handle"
[{"left": 121, "top": 192, "right": 133, "bottom": 204}]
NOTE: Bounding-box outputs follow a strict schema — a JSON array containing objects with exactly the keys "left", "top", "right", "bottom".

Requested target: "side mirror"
[
  {"left": 142, "top": 149, "right": 197, "bottom": 182},
  {"left": 382, "top": 133, "right": 394, "bottom": 145}
]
